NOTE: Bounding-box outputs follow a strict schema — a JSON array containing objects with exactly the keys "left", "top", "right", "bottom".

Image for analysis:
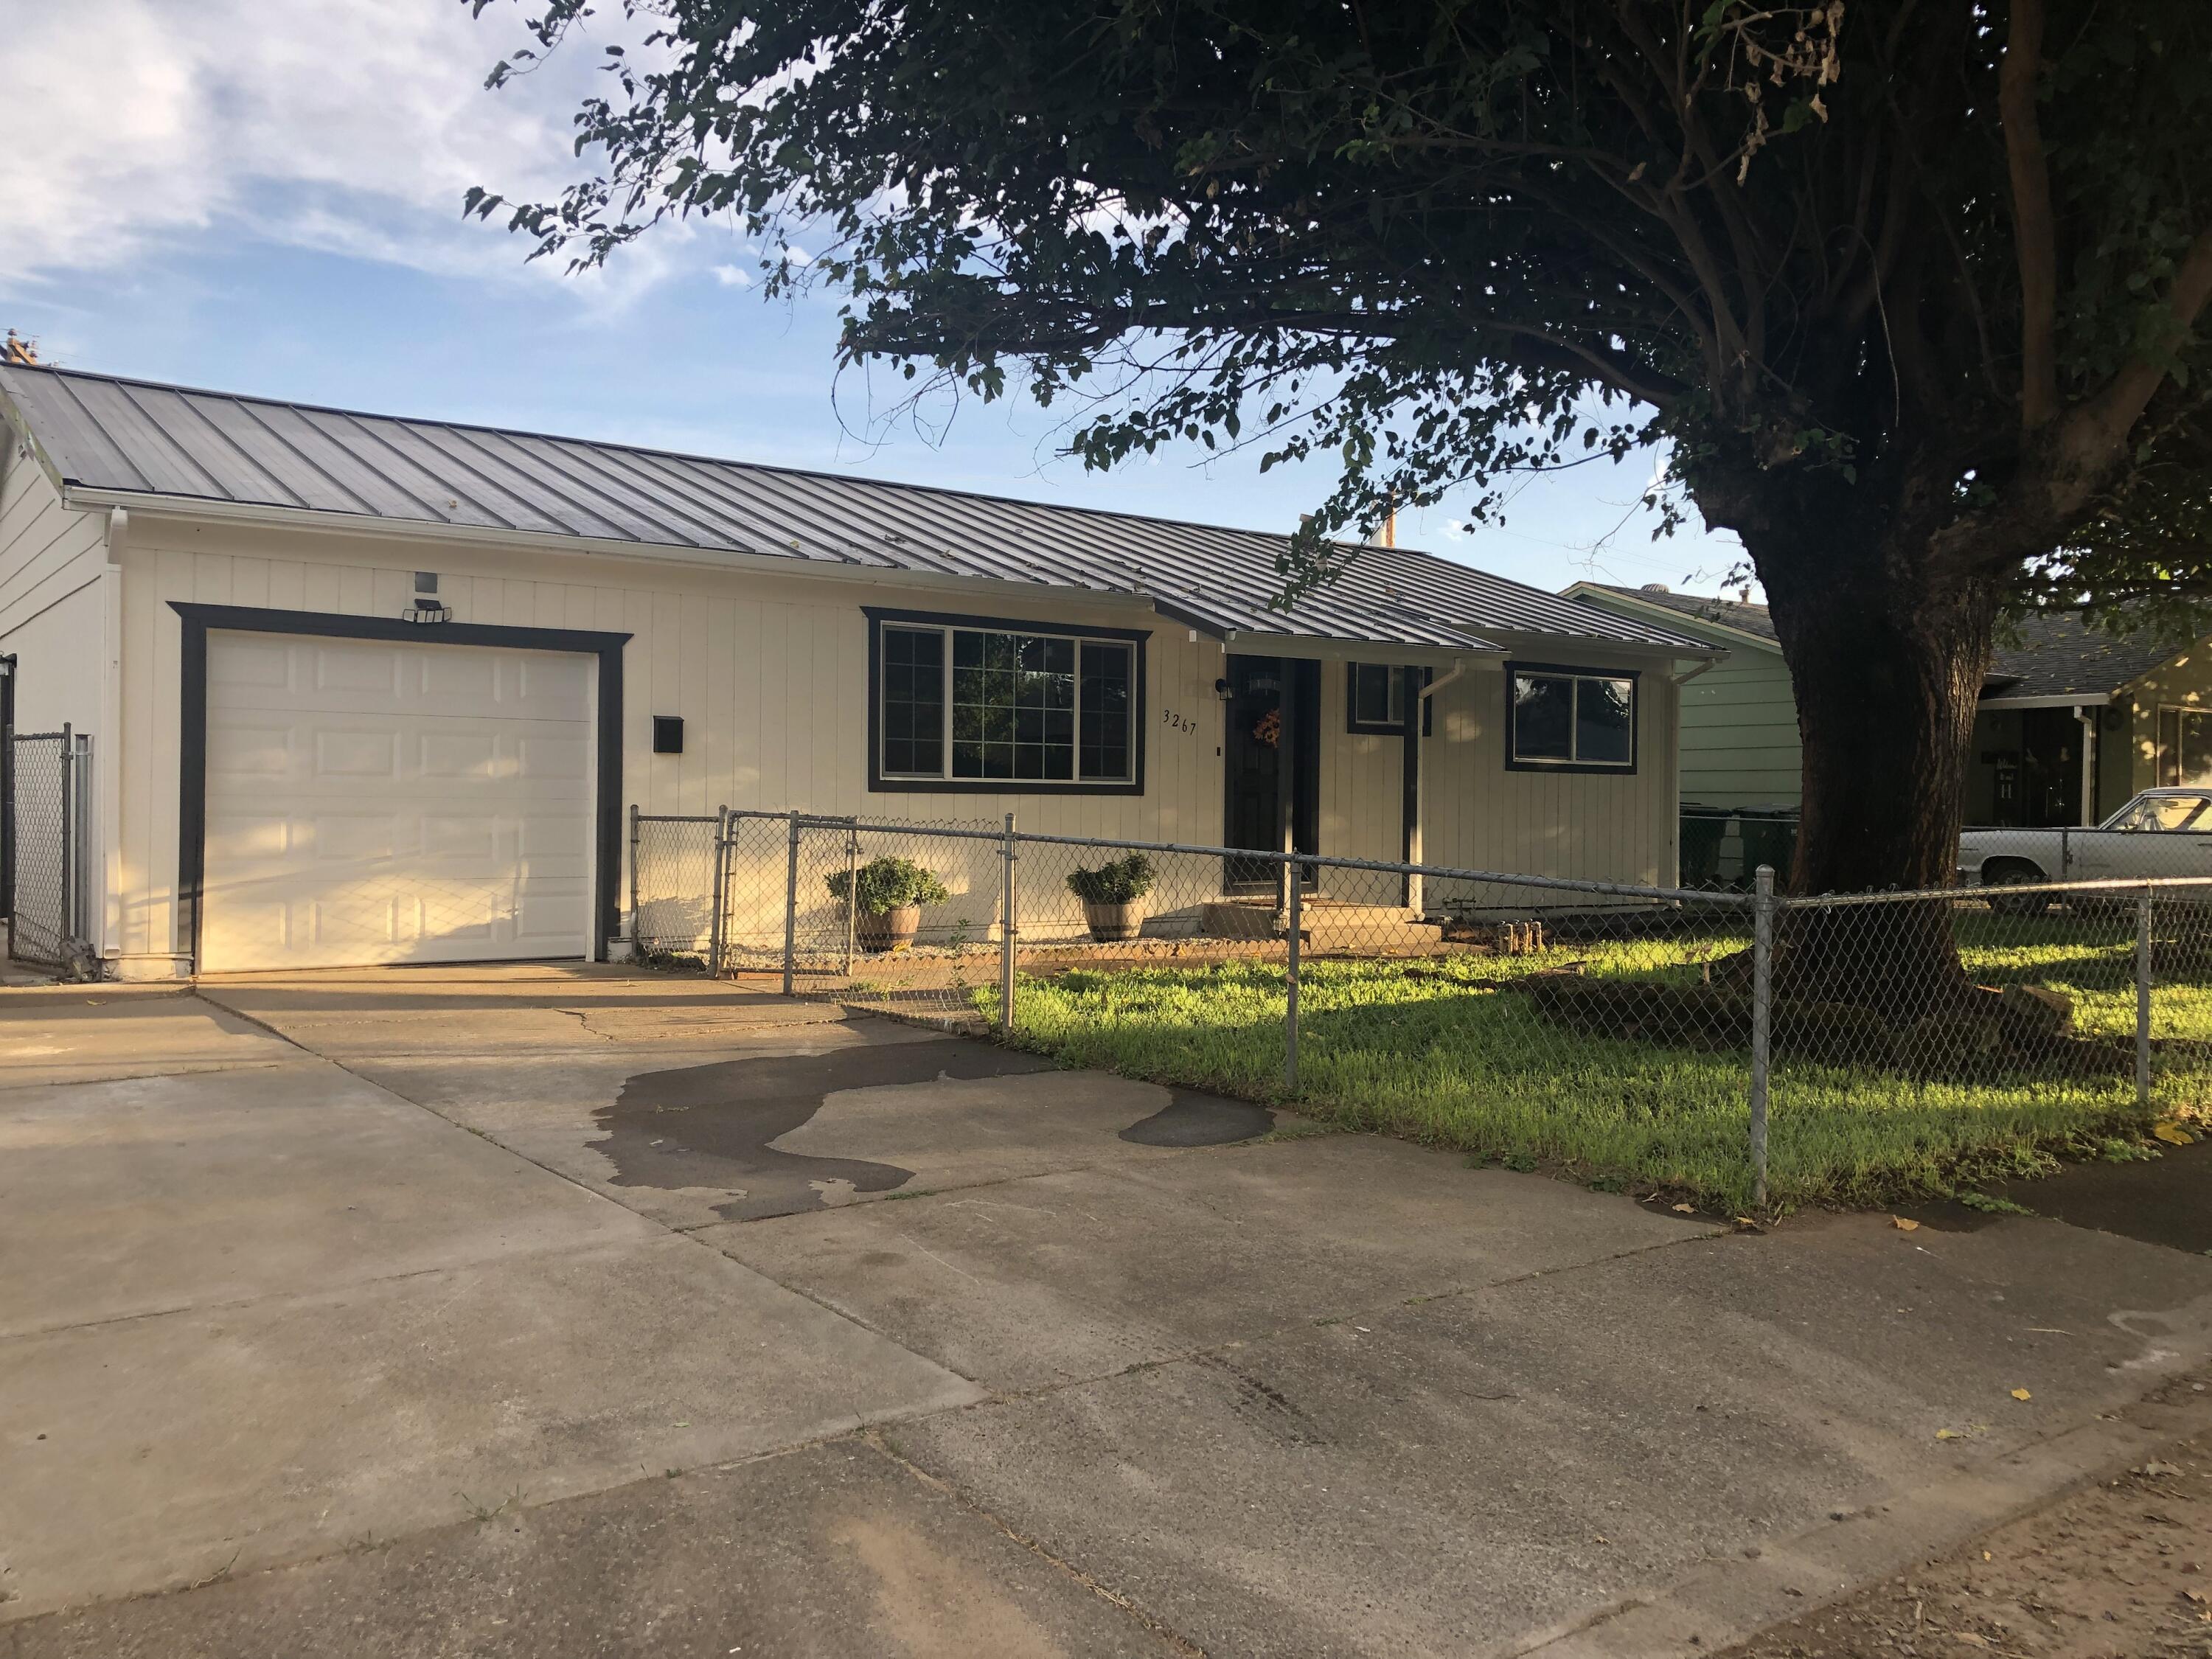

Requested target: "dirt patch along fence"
[{"left": 627, "top": 810, "right": 2212, "bottom": 1209}]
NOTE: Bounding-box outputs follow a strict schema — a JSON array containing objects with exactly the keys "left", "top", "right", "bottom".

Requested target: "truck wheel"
[{"left": 1983, "top": 860, "right": 2052, "bottom": 917}]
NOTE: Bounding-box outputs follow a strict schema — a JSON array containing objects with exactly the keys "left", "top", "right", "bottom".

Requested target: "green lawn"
[{"left": 991, "top": 913, "right": 2208, "bottom": 1211}]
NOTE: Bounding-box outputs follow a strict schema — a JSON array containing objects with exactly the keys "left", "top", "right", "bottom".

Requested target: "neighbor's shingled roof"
[
  {"left": 0, "top": 363, "right": 1711, "bottom": 657},
  {"left": 1571, "top": 582, "right": 1779, "bottom": 644},
  {"left": 1981, "top": 610, "right": 2195, "bottom": 700},
  {"left": 1572, "top": 580, "right": 2195, "bottom": 700}
]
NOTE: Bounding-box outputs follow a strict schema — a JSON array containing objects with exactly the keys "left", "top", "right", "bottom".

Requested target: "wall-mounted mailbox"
[{"left": 653, "top": 716, "right": 684, "bottom": 755}]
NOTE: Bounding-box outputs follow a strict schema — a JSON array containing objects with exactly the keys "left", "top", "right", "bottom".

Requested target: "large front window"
[
  {"left": 877, "top": 619, "right": 1138, "bottom": 786},
  {"left": 1509, "top": 665, "right": 1637, "bottom": 770}
]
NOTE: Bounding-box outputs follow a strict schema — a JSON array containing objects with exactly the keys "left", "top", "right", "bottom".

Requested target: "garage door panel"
[
  {"left": 201, "top": 631, "right": 596, "bottom": 972},
  {"left": 314, "top": 728, "right": 402, "bottom": 779},
  {"left": 208, "top": 723, "right": 295, "bottom": 779}
]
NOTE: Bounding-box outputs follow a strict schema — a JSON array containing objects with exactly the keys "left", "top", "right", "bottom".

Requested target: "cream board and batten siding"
[
  {"left": 1315, "top": 657, "right": 1411, "bottom": 866},
  {"left": 1421, "top": 658, "right": 1681, "bottom": 891},
  {"left": 109, "top": 514, "right": 1227, "bottom": 963},
  {"left": 91, "top": 512, "right": 1690, "bottom": 969}
]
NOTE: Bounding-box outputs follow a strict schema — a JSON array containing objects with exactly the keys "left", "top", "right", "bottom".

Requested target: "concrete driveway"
[{"left": 4, "top": 966, "right": 2211, "bottom": 1658}]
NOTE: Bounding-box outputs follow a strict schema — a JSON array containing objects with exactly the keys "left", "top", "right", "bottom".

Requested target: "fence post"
[
  {"left": 2137, "top": 883, "right": 2154, "bottom": 1111},
  {"left": 782, "top": 810, "right": 800, "bottom": 997},
  {"left": 999, "top": 812, "right": 1018, "bottom": 1032},
  {"left": 1284, "top": 854, "right": 1302, "bottom": 1094},
  {"left": 706, "top": 806, "right": 730, "bottom": 978},
  {"left": 1749, "top": 864, "right": 1774, "bottom": 1208},
  {"left": 627, "top": 804, "right": 641, "bottom": 951},
  {"left": 842, "top": 824, "right": 859, "bottom": 975},
  {"left": 58, "top": 723, "right": 74, "bottom": 947}
]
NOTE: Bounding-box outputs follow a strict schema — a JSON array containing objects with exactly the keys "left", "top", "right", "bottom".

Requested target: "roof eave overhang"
[
  {"left": 60, "top": 486, "right": 1502, "bottom": 657},
  {"left": 1976, "top": 691, "right": 2115, "bottom": 709},
  {"left": 1464, "top": 622, "right": 1723, "bottom": 662},
  {"left": 1559, "top": 582, "right": 1778, "bottom": 654},
  {"left": 62, "top": 485, "right": 1172, "bottom": 614},
  {"left": 1211, "top": 627, "right": 1504, "bottom": 663}
]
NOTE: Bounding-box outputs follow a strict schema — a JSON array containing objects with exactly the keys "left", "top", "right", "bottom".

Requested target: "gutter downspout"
[
  {"left": 100, "top": 509, "right": 125, "bottom": 973},
  {"left": 1416, "top": 659, "right": 1471, "bottom": 705}
]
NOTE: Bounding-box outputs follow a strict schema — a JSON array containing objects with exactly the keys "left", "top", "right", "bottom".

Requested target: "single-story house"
[
  {"left": 0, "top": 362, "right": 1713, "bottom": 978},
  {"left": 1564, "top": 580, "right": 2211, "bottom": 827}
]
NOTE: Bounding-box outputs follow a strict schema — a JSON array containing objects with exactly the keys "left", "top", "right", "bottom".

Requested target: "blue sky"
[{"left": 3, "top": 1, "right": 1747, "bottom": 598}]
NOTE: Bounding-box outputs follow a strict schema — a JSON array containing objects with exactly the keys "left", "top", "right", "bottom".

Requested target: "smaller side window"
[{"left": 1346, "top": 664, "right": 1408, "bottom": 733}]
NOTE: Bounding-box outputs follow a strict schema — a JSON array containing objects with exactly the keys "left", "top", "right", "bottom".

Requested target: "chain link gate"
[{"left": 7, "top": 726, "right": 94, "bottom": 970}]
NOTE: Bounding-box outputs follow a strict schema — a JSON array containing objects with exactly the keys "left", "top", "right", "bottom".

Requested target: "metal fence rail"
[
  {"left": 622, "top": 804, "right": 2212, "bottom": 1206},
  {"left": 7, "top": 726, "right": 94, "bottom": 970}
]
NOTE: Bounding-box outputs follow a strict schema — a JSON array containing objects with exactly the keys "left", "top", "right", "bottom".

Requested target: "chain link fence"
[
  {"left": 619, "top": 805, "right": 2212, "bottom": 1209},
  {"left": 7, "top": 727, "right": 95, "bottom": 970}
]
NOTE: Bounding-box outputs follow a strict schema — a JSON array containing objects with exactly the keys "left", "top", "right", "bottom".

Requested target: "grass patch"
[{"left": 990, "top": 914, "right": 2204, "bottom": 1211}]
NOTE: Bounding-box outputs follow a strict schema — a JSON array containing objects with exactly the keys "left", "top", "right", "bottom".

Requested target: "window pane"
[
  {"left": 1079, "top": 641, "right": 1134, "bottom": 782},
  {"left": 2149, "top": 793, "right": 2211, "bottom": 830},
  {"left": 880, "top": 627, "right": 944, "bottom": 776},
  {"left": 950, "top": 627, "right": 1074, "bottom": 780},
  {"left": 1512, "top": 673, "right": 1573, "bottom": 760},
  {"left": 2183, "top": 712, "right": 2212, "bottom": 787},
  {"left": 1352, "top": 664, "right": 1399, "bottom": 727},
  {"left": 1576, "top": 678, "right": 1635, "bottom": 765}
]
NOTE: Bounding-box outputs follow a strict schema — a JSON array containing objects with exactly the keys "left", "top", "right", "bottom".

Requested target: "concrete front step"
[{"left": 1198, "top": 897, "right": 1444, "bottom": 952}]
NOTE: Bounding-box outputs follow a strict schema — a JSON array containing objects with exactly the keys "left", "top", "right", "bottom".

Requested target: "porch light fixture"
[{"left": 403, "top": 571, "right": 451, "bottom": 625}]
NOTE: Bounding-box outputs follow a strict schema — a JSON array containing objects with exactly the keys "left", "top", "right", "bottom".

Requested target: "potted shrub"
[
  {"left": 826, "top": 856, "right": 952, "bottom": 952},
  {"left": 1066, "top": 853, "right": 1156, "bottom": 942}
]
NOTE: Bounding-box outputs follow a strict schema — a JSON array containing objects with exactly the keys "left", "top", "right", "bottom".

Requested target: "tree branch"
[
  {"left": 2000, "top": 0, "right": 2059, "bottom": 429},
  {"left": 2055, "top": 224, "right": 2212, "bottom": 494}
]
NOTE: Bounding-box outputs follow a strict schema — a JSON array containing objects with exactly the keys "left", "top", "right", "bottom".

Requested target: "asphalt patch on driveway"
[
  {"left": 1118, "top": 1090, "right": 1276, "bottom": 1147},
  {"left": 1899, "top": 1135, "right": 2212, "bottom": 1253},
  {"left": 594, "top": 1033, "right": 1057, "bottom": 1221}
]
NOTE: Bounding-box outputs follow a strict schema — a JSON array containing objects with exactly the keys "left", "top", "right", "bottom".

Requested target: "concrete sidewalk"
[{"left": 4, "top": 965, "right": 2210, "bottom": 1656}]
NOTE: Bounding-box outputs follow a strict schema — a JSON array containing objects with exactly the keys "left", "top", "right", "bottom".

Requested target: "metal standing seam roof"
[{"left": 0, "top": 363, "right": 1711, "bottom": 656}]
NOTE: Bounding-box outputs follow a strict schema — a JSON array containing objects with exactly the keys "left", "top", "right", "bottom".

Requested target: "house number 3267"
[{"left": 1160, "top": 708, "right": 1200, "bottom": 734}]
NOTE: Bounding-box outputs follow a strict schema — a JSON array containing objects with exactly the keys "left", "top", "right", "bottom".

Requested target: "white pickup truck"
[{"left": 1957, "top": 787, "right": 2212, "bottom": 908}]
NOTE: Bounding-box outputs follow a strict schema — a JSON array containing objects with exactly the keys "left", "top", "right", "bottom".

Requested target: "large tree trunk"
[{"left": 1740, "top": 499, "right": 2003, "bottom": 1012}]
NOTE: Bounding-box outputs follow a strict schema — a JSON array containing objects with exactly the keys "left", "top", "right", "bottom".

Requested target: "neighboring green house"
[{"left": 1565, "top": 581, "right": 2212, "bottom": 830}]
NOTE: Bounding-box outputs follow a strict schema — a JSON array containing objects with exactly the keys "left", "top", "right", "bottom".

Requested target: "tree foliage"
[
  {"left": 470, "top": 0, "right": 2211, "bottom": 612},
  {"left": 467, "top": 0, "right": 2212, "bottom": 915}
]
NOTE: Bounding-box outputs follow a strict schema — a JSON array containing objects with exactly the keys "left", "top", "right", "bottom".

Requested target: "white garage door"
[{"left": 201, "top": 631, "right": 595, "bottom": 972}]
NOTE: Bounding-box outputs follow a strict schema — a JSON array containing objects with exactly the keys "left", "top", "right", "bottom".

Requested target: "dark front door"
[{"left": 1222, "top": 655, "right": 1320, "bottom": 886}]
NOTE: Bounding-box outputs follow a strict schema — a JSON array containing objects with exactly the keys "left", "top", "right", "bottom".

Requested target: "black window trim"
[
  {"left": 863, "top": 606, "right": 1149, "bottom": 796},
  {"left": 1504, "top": 660, "right": 1641, "bottom": 775}
]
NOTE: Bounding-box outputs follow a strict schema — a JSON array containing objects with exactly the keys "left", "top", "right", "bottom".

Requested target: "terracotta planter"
[
  {"left": 1083, "top": 899, "right": 1147, "bottom": 943},
  {"left": 855, "top": 903, "right": 922, "bottom": 953}
]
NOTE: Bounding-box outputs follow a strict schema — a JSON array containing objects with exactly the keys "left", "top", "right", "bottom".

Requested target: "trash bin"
[
  {"left": 1679, "top": 808, "right": 1728, "bottom": 887},
  {"left": 1736, "top": 808, "right": 1799, "bottom": 885}
]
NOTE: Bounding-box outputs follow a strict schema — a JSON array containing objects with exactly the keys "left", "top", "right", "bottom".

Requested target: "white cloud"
[
  {"left": 711, "top": 263, "right": 754, "bottom": 288},
  {"left": 0, "top": 0, "right": 675, "bottom": 298}
]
